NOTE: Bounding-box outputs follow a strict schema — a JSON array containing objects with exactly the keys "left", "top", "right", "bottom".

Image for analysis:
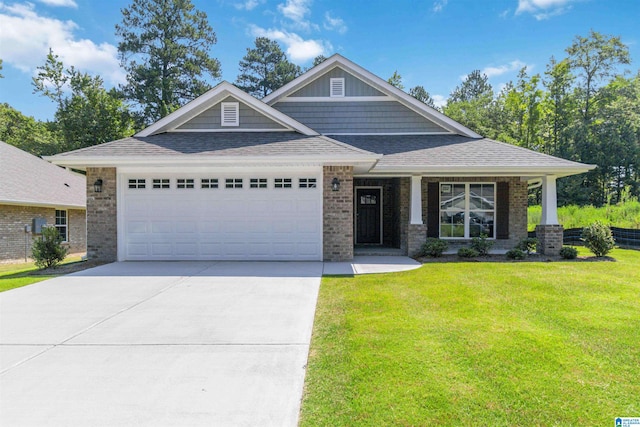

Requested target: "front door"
[{"left": 356, "top": 188, "right": 382, "bottom": 244}]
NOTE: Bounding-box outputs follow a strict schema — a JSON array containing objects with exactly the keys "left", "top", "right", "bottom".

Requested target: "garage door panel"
[{"left": 121, "top": 172, "right": 322, "bottom": 260}]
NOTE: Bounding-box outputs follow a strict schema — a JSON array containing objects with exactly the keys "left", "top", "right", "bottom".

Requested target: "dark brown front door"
[{"left": 356, "top": 188, "right": 382, "bottom": 244}]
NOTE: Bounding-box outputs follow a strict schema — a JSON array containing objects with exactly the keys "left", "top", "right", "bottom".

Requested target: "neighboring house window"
[
  {"left": 330, "top": 78, "right": 345, "bottom": 97},
  {"left": 274, "top": 178, "right": 292, "bottom": 188},
  {"left": 299, "top": 178, "right": 317, "bottom": 188},
  {"left": 128, "top": 179, "right": 146, "bottom": 189},
  {"left": 440, "top": 183, "right": 495, "bottom": 239},
  {"left": 177, "top": 179, "right": 195, "bottom": 189},
  {"left": 153, "top": 179, "right": 170, "bottom": 189},
  {"left": 250, "top": 178, "right": 267, "bottom": 188},
  {"left": 201, "top": 178, "right": 219, "bottom": 189},
  {"left": 225, "top": 178, "right": 243, "bottom": 188},
  {"left": 55, "top": 209, "right": 67, "bottom": 242},
  {"left": 221, "top": 102, "right": 239, "bottom": 126}
]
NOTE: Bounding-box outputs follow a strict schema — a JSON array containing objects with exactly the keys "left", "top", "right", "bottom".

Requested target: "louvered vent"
[
  {"left": 330, "top": 78, "right": 345, "bottom": 97},
  {"left": 221, "top": 102, "right": 239, "bottom": 126}
]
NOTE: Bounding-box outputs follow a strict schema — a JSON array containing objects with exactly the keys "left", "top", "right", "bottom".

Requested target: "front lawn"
[
  {"left": 300, "top": 248, "right": 640, "bottom": 426},
  {"left": 0, "top": 256, "right": 84, "bottom": 292}
]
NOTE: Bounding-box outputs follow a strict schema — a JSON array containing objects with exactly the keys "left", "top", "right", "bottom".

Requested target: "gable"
[
  {"left": 288, "top": 67, "right": 385, "bottom": 98},
  {"left": 176, "top": 96, "right": 287, "bottom": 131}
]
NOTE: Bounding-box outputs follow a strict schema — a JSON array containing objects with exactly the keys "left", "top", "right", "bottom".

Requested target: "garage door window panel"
[
  {"left": 128, "top": 179, "right": 146, "bottom": 189},
  {"left": 226, "top": 178, "right": 243, "bottom": 189},
  {"left": 201, "top": 179, "right": 218, "bottom": 189},
  {"left": 177, "top": 179, "right": 195, "bottom": 189},
  {"left": 299, "top": 178, "right": 317, "bottom": 188},
  {"left": 275, "top": 178, "right": 292, "bottom": 188},
  {"left": 250, "top": 178, "right": 267, "bottom": 188},
  {"left": 153, "top": 179, "right": 170, "bottom": 189}
]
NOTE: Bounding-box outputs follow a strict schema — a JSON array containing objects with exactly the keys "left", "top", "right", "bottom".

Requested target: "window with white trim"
[
  {"left": 201, "top": 178, "right": 218, "bottom": 189},
  {"left": 225, "top": 178, "right": 243, "bottom": 188},
  {"left": 177, "top": 178, "right": 195, "bottom": 189},
  {"left": 128, "top": 179, "right": 146, "bottom": 189},
  {"left": 440, "top": 183, "right": 495, "bottom": 239},
  {"left": 221, "top": 102, "right": 239, "bottom": 126},
  {"left": 299, "top": 178, "right": 317, "bottom": 188},
  {"left": 55, "top": 209, "right": 67, "bottom": 242},
  {"left": 152, "top": 179, "right": 170, "bottom": 189},
  {"left": 330, "top": 78, "right": 345, "bottom": 97},
  {"left": 250, "top": 178, "right": 267, "bottom": 188},
  {"left": 274, "top": 178, "right": 292, "bottom": 188}
]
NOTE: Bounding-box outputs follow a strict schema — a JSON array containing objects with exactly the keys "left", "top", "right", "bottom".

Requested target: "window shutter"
[
  {"left": 496, "top": 181, "right": 509, "bottom": 240},
  {"left": 330, "top": 78, "right": 345, "bottom": 97},
  {"left": 221, "top": 102, "right": 239, "bottom": 126},
  {"left": 427, "top": 182, "right": 439, "bottom": 238}
]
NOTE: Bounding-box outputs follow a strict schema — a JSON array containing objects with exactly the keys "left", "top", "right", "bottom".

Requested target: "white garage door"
[{"left": 119, "top": 170, "right": 322, "bottom": 261}]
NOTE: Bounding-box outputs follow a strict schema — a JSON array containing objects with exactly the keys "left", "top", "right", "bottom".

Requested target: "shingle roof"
[
  {"left": 52, "top": 132, "right": 377, "bottom": 159},
  {"left": 329, "top": 134, "right": 591, "bottom": 173},
  {"left": 0, "top": 141, "right": 85, "bottom": 208}
]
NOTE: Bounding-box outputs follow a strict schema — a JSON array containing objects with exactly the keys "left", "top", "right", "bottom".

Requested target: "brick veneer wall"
[
  {"left": 323, "top": 166, "right": 353, "bottom": 261},
  {"left": 536, "top": 224, "right": 563, "bottom": 256},
  {"left": 0, "top": 205, "right": 86, "bottom": 261},
  {"left": 86, "top": 167, "right": 117, "bottom": 261}
]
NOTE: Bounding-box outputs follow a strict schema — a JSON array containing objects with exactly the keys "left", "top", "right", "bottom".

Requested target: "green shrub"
[
  {"left": 582, "top": 221, "right": 616, "bottom": 257},
  {"left": 470, "top": 234, "right": 494, "bottom": 256},
  {"left": 559, "top": 246, "right": 578, "bottom": 259},
  {"left": 506, "top": 248, "right": 526, "bottom": 260},
  {"left": 420, "top": 238, "right": 448, "bottom": 257},
  {"left": 457, "top": 247, "right": 479, "bottom": 258},
  {"left": 31, "top": 226, "right": 68, "bottom": 269},
  {"left": 516, "top": 237, "right": 538, "bottom": 255}
]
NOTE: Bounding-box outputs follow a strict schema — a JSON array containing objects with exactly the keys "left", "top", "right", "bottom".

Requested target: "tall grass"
[{"left": 528, "top": 200, "right": 640, "bottom": 231}]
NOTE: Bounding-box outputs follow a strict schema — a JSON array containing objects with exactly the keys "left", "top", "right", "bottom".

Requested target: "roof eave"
[
  {"left": 0, "top": 200, "right": 86, "bottom": 209},
  {"left": 369, "top": 165, "right": 596, "bottom": 178}
]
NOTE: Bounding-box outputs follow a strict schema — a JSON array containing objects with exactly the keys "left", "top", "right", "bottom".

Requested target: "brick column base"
[
  {"left": 407, "top": 224, "right": 427, "bottom": 257},
  {"left": 536, "top": 224, "right": 563, "bottom": 256}
]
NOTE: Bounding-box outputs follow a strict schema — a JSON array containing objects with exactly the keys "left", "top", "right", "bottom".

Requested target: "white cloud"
[
  {"left": 0, "top": 3, "right": 125, "bottom": 84},
  {"left": 482, "top": 60, "right": 528, "bottom": 77},
  {"left": 277, "top": 0, "right": 317, "bottom": 31},
  {"left": 432, "top": 94, "right": 446, "bottom": 108},
  {"left": 249, "top": 24, "right": 330, "bottom": 63},
  {"left": 234, "top": 0, "right": 264, "bottom": 11},
  {"left": 515, "top": 0, "right": 575, "bottom": 20},
  {"left": 38, "top": 0, "right": 77, "bottom": 7},
  {"left": 433, "top": 0, "right": 448, "bottom": 12},
  {"left": 323, "top": 12, "right": 347, "bottom": 34}
]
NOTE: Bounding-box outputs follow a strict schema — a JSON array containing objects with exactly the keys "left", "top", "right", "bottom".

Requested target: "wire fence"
[{"left": 528, "top": 227, "right": 640, "bottom": 248}]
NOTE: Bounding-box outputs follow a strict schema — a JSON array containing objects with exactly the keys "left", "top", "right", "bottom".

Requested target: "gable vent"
[
  {"left": 330, "top": 78, "right": 345, "bottom": 97},
  {"left": 221, "top": 102, "right": 239, "bottom": 126}
]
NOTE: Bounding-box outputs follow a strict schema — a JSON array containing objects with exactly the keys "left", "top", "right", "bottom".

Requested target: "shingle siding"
[
  {"left": 273, "top": 101, "right": 448, "bottom": 134},
  {"left": 288, "top": 68, "right": 385, "bottom": 97},
  {"left": 177, "top": 96, "right": 286, "bottom": 130}
]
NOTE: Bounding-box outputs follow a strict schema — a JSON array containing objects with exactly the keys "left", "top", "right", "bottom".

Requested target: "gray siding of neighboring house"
[
  {"left": 289, "top": 68, "right": 385, "bottom": 97},
  {"left": 272, "top": 101, "right": 449, "bottom": 134},
  {"left": 177, "top": 96, "right": 287, "bottom": 130}
]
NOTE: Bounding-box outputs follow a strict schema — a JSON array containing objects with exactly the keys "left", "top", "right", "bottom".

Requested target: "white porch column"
[
  {"left": 410, "top": 175, "right": 423, "bottom": 225},
  {"left": 540, "top": 175, "right": 559, "bottom": 225}
]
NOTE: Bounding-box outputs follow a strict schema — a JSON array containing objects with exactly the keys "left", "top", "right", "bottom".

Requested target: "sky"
[{"left": 0, "top": 0, "right": 639, "bottom": 122}]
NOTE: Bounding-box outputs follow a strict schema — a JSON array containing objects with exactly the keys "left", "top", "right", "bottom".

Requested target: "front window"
[
  {"left": 55, "top": 209, "right": 68, "bottom": 242},
  {"left": 440, "top": 183, "right": 495, "bottom": 239}
]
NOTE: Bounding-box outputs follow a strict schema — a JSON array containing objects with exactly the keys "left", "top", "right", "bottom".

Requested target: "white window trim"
[
  {"left": 330, "top": 78, "right": 345, "bottom": 98},
  {"left": 439, "top": 182, "right": 496, "bottom": 240},
  {"left": 221, "top": 102, "right": 239, "bottom": 126},
  {"left": 55, "top": 209, "right": 68, "bottom": 243}
]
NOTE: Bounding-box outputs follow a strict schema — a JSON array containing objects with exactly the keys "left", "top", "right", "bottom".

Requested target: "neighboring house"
[
  {"left": 46, "top": 55, "right": 593, "bottom": 262},
  {"left": 0, "top": 141, "right": 86, "bottom": 261}
]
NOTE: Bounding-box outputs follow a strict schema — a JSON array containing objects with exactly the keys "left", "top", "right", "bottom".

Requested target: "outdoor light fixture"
[
  {"left": 331, "top": 177, "right": 340, "bottom": 192},
  {"left": 94, "top": 178, "right": 103, "bottom": 193}
]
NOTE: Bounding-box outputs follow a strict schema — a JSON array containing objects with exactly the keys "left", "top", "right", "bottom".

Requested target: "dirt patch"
[
  {"left": 30, "top": 260, "right": 108, "bottom": 276},
  {"left": 415, "top": 254, "right": 617, "bottom": 263}
]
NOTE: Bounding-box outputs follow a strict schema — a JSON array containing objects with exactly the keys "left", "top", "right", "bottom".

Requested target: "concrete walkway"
[
  {"left": 0, "top": 261, "right": 322, "bottom": 427},
  {"left": 323, "top": 255, "right": 421, "bottom": 275}
]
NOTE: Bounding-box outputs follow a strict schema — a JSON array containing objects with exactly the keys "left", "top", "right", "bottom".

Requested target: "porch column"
[
  {"left": 410, "top": 175, "right": 423, "bottom": 225},
  {"left": 540, "top": 175, "right": 559, "bottom": 225}
]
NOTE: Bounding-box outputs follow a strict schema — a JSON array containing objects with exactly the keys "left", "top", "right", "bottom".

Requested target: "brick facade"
[
  {"left": 86, "top": 167, "right": 117, "bottom": 262},
  {"left": 0, "top": 204, "right": 86, "bottom": 262},
  {"left": 323, "top": 166, "right": 353, "bottom": 261},
  {"left": 535, "top": 224, "right": 563, "bottom": 256}
]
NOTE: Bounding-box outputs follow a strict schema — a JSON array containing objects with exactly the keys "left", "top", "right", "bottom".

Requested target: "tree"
[
  {"left": 409, "top": 85, "right": 436, "bottom": 108},
  {"left": 0, "top": 59, "right": 4, "bottom": 78},
  {"left": 443, "top": 70, "right": 495, "bottom": 136},
  {"left": 116, "top": 0, "right": 221, "bottom": 124},
  {"left": 32, "top": 50, "right": 135, "bottom": 152},
  {"left": 312, "top": 55, "right": 327, "bottom": 67},
  {"left": 0, "top": 103, "right": 59, "bottom": 156},
  {"left": 541, "top": 57, "right": 576, "bottom": 157},
  {"left": 235, "top": 37, "right": 301, "bottom": 98},
  {"left": 448, "top": 70, "right": 493, "bottom": 103},
  {"left": 387, "top": 70, "right": 404, "bottom": 90}
]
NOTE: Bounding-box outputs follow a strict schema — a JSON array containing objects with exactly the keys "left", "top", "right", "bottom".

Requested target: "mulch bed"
[
  {"left": 29, "top": 260, "right": 108, "bottom": 276},
  {"left": 416, "top": 254, "right": 617, "bottom": 263}
]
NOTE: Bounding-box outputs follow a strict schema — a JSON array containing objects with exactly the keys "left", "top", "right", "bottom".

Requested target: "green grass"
[
  {"left": 528, "top": 200, "right": 640, "bottom": 231},
  {"left": 0, "top": 256, "right": 83, "bottom": 292},
  {"left": 300, "top": 248, "right": 640, "bottom": 426}
]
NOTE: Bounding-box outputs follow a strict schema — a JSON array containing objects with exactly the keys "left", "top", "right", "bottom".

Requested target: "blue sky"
[{"left": 1, "top": 0, "right": 638, "bottom": 121}]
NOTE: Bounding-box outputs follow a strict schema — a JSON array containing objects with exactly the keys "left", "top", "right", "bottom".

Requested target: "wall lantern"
[
  {"left": 331, "top": 177, "right": 340, "bottom": 192},
  {"left": 93, "top": 178, "right": 103, "bottom": 193}
]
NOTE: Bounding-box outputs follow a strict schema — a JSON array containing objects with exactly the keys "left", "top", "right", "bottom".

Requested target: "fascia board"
[
  {"left": 0, "top": 200, "right": 85, "bottom": 209},
  {"left": 370, "top": 165, "right": 596, "bottom": 177}
]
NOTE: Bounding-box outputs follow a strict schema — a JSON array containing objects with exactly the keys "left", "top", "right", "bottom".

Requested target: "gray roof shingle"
[{"left": 0, "top": 141, "right": 85, "bottom": 208}]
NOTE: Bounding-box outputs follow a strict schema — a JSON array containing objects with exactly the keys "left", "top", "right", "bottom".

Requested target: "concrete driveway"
[{"left": 0, "top": 261, "right": 322, "bottom": 427}]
